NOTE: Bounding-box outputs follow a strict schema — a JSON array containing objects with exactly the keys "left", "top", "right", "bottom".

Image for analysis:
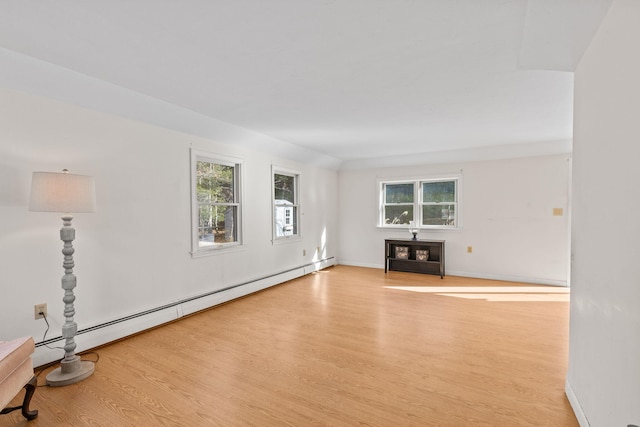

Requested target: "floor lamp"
[{"left": 29, "top": 169, "right": 96, "bottom": 387}]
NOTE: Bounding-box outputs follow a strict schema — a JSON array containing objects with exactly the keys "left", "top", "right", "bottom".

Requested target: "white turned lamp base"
[{"left": 46, "top": 356, "right": 95, "bottom": 387}]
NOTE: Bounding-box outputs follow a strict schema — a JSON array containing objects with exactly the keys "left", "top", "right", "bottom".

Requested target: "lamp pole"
[{"left": 45, "top": 214, "right": 95, "bottom": 386}]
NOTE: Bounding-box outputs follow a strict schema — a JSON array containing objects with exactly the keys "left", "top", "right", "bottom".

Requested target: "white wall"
[
  {"left": 567, "top": 0, "right": 640, "bottom": 425},
  {"left": 0, "top": 87, "right": 338, "bottom": 365},
  {"left": 338, "top": 155, "right": 571, "bottom": 285}
]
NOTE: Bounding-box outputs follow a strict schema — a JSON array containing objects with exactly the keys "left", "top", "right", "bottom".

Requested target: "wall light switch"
[{"left": 467, "top": 246, "right": 473, "bottom": 253}]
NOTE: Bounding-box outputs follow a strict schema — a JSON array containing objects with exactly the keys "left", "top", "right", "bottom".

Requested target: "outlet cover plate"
[{"left": 34, "top": 303, "right": 47, "bottom": 320}]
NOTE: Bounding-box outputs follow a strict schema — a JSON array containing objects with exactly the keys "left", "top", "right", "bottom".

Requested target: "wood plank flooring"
[{"left": 1, "top": 266, "right": 577, "bottom": 426}]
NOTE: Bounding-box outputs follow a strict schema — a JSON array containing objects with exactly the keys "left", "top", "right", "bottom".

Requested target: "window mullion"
[{"left": 380, "top": 176, "right": 460, "bottom": 229}]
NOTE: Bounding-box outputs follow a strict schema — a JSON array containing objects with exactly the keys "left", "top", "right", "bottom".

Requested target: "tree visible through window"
[
  {"left": 422, "top": 180, "right": 456, "bottom": 226},
  {"left": 380, "top": 177, "right": 460, "bottom": 228},
  {"left": 191, "top": 151, "right": 242, "bottom": 254},
  {"left": 382, "top": 182, "right": 414, "bottom": 225}
]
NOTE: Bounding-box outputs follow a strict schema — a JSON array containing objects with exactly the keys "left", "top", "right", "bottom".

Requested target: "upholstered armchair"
[{"left": 0, "top": 337, "right": 38, "bottom": 420}]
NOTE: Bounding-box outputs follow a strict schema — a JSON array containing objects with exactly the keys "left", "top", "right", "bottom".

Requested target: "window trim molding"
[
  {"left": 377, "top": 172, "right": 463, "bottom": 230},
  {"left": 377, "top": 179, "right": 416, "bottom": 228},
  {"left": 190, "top": 149, "right": 244, "bottom": 257},
  {"left": 271, "top": 165, "right": 302, "bottom": 244}
]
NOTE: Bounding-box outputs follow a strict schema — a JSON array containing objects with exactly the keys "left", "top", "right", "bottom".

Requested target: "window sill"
[
  {"left": 376, "top": 226, "right": 463, "bottom": 232},
  {"left": 272, "top": 235, "right": 302, "bottom": 245},
  {"left": 190, "top": 243, "right": 244, "bottom": 258}
]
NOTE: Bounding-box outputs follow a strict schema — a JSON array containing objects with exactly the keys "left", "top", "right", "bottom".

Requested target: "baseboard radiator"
[{"left": 33, "top": 257, "right": 336, "bottom": 367}]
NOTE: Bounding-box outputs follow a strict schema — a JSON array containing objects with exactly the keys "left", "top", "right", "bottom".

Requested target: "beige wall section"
[
  {"left": 338, "top": 154, "right": 571, "bottom": 285},
  {"left": 568, "top": 0, "right": 640, "bottom": 425},
  {"left": 0, "top": 87, "right": 338, "bottom": 364}
]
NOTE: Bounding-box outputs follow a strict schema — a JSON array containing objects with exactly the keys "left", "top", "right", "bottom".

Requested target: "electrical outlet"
[
  {"left": 303, "top": 249, "right": 306, "bottom": 256},
  {"left": 316, "top": 246, "right": 321, "bottom": 254},
  {"left": 467, "top": 246, "right": 473, "bottom": 253},
  {"left": 34, "top": 303, "right": 47, "bottom": 320}
]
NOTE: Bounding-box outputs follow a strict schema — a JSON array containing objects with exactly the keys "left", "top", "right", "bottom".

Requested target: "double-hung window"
[
  {"left": 272, "top": 167, "right": 300, "bottom": 241},
  {"left": 191, "top": 150, "right": 242, "bottom": 255},
  {"left": 421, "top": 180, "right": 457, "bottom": 226},
  {"left": 381, "top": 182, "right": 415, "bottom": 225},
  {"left": 380, "top": 175, "right": 460, "bottom": 229}
]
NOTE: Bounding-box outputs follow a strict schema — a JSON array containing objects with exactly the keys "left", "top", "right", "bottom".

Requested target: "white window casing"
[
  {"left": 378, "top": 173, "right": 462, "bottom": 230},
  {"left": 190, "top": 149, "right": 244, "bottom": 256},
  {"left": 272, "top": 166, "right": 301, "bottom": 243}
]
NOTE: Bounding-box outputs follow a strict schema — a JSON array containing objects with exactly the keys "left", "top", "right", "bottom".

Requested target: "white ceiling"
[{"left": 0, "top": 0, "right": 611, "bottom": 168}]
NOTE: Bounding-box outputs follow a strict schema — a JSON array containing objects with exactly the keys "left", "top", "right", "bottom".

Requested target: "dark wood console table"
[{"left": 385, "top": 238, "right": 445, "bottom": 278}]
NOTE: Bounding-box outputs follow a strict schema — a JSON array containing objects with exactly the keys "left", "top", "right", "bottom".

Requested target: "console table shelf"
[{"left": 385, "top": 239, "right": 445, "bottom": 278}]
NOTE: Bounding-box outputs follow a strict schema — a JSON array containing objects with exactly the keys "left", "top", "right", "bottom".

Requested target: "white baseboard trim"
[
  {"left": 447, "top": 270, "right": 568, "bottom": 287},
  {"left": 337, "top": 262, "right": 568, "bottom": 287},
  {"left": 565, "top": 379, "right": 590, "bottom": 426},
  {"left": 304, "top": 257, "right": 336, "bottom": 275},
  {"left": 338, "top": 260, "right": 384, "bottom": 269},
  {"left": 33, "top": 257, "right": 336, "bottom": 367}
]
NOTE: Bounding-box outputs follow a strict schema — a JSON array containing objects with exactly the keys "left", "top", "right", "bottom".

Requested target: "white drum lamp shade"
[{"left": 29, "top": 171, "right": 96, "bottom": 213}]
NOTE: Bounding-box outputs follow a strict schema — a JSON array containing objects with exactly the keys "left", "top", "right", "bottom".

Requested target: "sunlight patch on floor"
[{"left": 384, "top": 286, "right": 570, "bottom": 302}]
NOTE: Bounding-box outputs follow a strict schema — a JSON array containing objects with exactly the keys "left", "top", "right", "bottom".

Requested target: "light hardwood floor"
[{"left": 2, "top": 266, "right": 578, "bottom": 426}]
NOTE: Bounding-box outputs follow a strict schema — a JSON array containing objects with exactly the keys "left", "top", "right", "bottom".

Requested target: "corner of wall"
[{"left": 565, "top": 378, "right": 589, "bottom": 427}]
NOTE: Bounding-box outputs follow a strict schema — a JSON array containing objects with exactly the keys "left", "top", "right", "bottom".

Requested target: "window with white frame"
[
  {"left": 272, "top": 167, "right": 300, "bottom": 240},
  {"left": 380, "top": 176, "right": 460, "bottom": 228},
  {"left": 381, "top": 182, "right": 415, "bottom": 225},
  {"left": 191, "top": 150, "right": 242, "bottom": 255},
  {"left": 421, "top": 180, "right": 457, "bottom": 226}
]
